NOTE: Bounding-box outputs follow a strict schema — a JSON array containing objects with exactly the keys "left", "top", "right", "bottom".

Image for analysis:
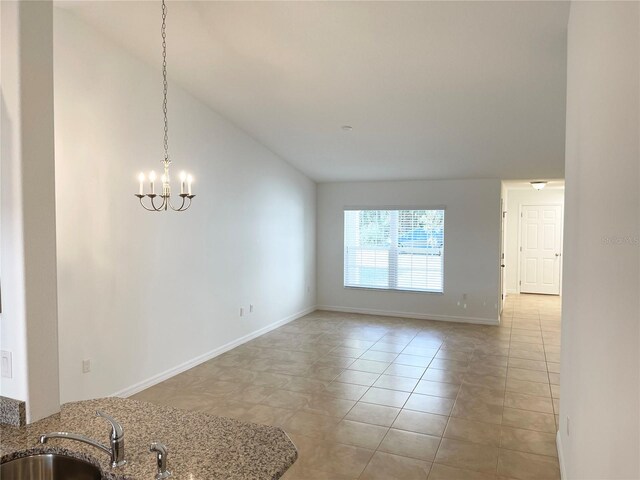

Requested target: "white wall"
[
  {"left": 53, "top": 9, "right": 316, "bottom": 403},
  {"left": 1, "top": 0, "right": 60, "bottom": 423},
  {"left": 317, "top": 179, "right": 502, "bottom": 324},
  {"left": 559, "top": 2, "right": 639, "bottom": 479},
  {"left": 504, "top": 187, "right": 564, "bottom": 294}
]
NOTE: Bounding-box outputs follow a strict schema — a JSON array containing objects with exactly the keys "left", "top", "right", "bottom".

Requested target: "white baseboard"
[
  {"left": 506, "top": 289, "right": 518, "bottom": 294},
  {"left": 111, "top": 305, "right": 317, "bottom": 398},
  {"left": 556, "top": 431, "right": 566, "bottom": 479},
  {"left": 316, "top": 305, "right": 499, "bottom": 326}
]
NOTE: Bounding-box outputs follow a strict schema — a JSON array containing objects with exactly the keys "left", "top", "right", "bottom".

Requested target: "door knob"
[{"left": 501, "top": 264, "right": 505, "bottom": 267}]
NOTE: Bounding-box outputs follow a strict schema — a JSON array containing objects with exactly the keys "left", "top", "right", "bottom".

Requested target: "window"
[{"left": 344, "top": 209, "right": 444, "bottom": 293}]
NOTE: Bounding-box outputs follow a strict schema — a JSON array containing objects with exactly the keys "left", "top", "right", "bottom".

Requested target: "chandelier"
[{"left": 136, "top": 0, "right": 195, "bottom": 212}]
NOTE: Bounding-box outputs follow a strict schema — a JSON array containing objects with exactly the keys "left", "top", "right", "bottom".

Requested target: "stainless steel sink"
[{"left": 0, "top": 453, "right": 102, "bottom": 480}]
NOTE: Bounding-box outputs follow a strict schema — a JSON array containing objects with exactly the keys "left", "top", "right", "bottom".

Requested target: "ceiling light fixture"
[
  {"left": 135, "top": 0, "right": 195, "bottom": 212},
  {"left": 530, "top": 181, "right": 548, "bottom": 190}
]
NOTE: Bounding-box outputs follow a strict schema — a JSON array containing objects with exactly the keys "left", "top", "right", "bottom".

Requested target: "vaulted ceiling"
[{"left": 56, "top": 1, "right": 570, "bottom": 182}]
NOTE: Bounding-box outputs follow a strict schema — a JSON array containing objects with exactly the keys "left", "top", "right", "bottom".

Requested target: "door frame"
[{"left": 517, "top": 203, "right": 564, "bottom": 295}]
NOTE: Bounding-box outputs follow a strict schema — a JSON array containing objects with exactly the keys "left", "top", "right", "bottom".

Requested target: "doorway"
[{"left": 519, "top": 204, "right": 563, "bottom": 295}]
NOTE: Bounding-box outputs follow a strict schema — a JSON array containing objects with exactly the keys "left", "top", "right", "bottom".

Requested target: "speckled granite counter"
[{"left": 0, "top": 397, "right": 297, "bottom": 479}]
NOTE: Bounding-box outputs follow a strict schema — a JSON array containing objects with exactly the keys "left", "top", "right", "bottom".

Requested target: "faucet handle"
[
  {"left": 96, "top": 410, "right": 124, "bottom": 440},
  {"left": 150, "top": 442, "right": 171, "bottom": 479}
]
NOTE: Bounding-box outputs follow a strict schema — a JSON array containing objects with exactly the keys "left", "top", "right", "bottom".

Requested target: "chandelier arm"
[
  {"left": 168, "top": 196, "right": 186, "bottom": 211},
  {"left": 150, "top": 195, "right": 165, "bottom": 211},
  {"left": 138, "top": 196, "right": 160, "bottom": 212}
]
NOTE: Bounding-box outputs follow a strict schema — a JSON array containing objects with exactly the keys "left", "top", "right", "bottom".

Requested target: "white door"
[{"left": 520, "top": 205, "right": 562, "bottom": 295}]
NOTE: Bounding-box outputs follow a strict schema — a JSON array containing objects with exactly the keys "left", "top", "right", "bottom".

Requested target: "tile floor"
[{"left": 131, "top": 294, "right": 561, "bottom": 479}]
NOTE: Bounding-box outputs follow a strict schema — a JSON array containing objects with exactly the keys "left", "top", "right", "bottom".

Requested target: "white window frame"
[{"left": 343, "top": 207, "right": 445, "bottom": 294}]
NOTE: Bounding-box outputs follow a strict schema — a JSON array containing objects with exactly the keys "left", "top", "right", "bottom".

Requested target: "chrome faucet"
[
  {"left": 150, "top": 442, "right": 171, "bottom": 479},
  {"left": 40, "top": 410, "right": 126, "bottom": 468}
]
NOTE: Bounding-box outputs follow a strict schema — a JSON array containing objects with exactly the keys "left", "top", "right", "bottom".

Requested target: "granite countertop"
[{"left": 0, "top": 397, "right": 297, "bottom": 479}]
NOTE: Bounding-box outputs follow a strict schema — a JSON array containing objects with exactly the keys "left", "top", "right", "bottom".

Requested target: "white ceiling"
[{"left": 56, "top": 1, "right": 570, "bottom": 183}]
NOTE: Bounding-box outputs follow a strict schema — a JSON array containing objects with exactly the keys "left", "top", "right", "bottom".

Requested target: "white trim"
[
  {"left": 506, "top": 288, "right": 518, "bottom": 294},
  {"left": 317, "top": 305, "right": 499, "bottom": 325},
  {"left": 111, "top": 306, "right": 317, "bottom": 398},
  {"left": 557, "top": 431, "right": 567, "bottom": 479}
]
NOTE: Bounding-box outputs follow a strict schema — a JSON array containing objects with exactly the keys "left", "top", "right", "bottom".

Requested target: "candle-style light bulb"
[
  {"left": 138, "top": 172, "right": 145, "bottom": 195},
  {"left": 187, "top": 174, "right": 193, "bottom": 195},
  {"left": 149, "top": 171, "right": 156, "bottom": 194},
  {"left": 179, "top": 171, "right": 187, "bottom": 194}
]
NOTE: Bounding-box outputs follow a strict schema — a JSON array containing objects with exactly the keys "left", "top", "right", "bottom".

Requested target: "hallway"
[{"left": 132, "top": 294, "right": 561, "bottom": 479}]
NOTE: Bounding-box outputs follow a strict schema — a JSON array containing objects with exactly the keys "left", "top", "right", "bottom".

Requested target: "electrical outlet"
[
  {"left": 240, "top": 307, "right": 244, "bottom": 317},
  {"left": 82, "top": 359, "right": 91, "bottom": 374},
  {"left": 1, "top": 351, "right": 12, "bottom": 379},
  {"left": 249, "top": 304, "right": 254, "bottom": 313},
  {"left": 566, "top": 417, "right": 570, "bottom": 436}
]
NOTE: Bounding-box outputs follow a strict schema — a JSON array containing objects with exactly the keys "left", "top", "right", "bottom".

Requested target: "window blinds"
[{"left": 344, "top": 209, "right": 445, "bottom": 293}]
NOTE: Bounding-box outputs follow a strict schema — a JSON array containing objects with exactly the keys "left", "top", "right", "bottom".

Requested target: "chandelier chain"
[{"left": 161, "top": 0, "right": 169, "bottom": 163}]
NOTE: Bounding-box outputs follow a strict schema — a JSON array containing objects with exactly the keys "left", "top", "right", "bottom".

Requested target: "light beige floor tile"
[
  {"left": 546, "top": 362, "right": 561, "bottom": 374},
  {"left": 548, "top": 373, "right": 560, "bottom": 385},
  {"left": 302, "top": 394, "right": 356, "bottom": 417},
  {"left": 509, "top": 349, "right": 546, "bottom": 361},
  {"left": 395, "top": 353, "right": 434, "bottom": 368},
  {"left": 393, "top": 409, "right": 449, "bottom": 436},
  {"left": 428, "top": 463, "right": 496, "bottom": 480},
  {"left": 422, "top": 368, "right": 465, "bottom": 385},
  {"left": 506, "top": 378, "right": 551, "bottom": 397},
  {"left": 405, "top": 393, "right": 455, "bottom": 415},
  {"left": 361, "top": 387, "right": 411, "bottom": 408},
  {"left": 444, "top": 417, "right": 501, "bottom": 446},
  {"left": 384, "top": 363, "right": 426, "bottom": 379},
  {"left": 345, "top": 402, "right": 400, "bottom": 427},
  {"left": 504, "top": 392, "right": 554, "bottom": 414},
  {"left": 497, "top": 449, "right": 560, "bottom": 480},
  {"left": 429, "top": 358, "right": 469, "bottom": 372},
  {"left": 502, "top": 408, "right": 556, "bottom": 433},
  {"left": 373, "top": 374, "right": 419, "bottom": 392},
  {"left": 402, "top": 346, "right": 440, "bottom": 357},
  {"left": 379, "top": 428, "right": 441, "bottom": 461},
  {"left": 435, "top": 438, "right": 499, "bottom": 474},
  {"left": 467, "top": 363, "right": 508, "bottom": 377},
  {"left": 360, "top": 350, "right": 399, "bottom": 362},
  {"left": 508, "top": 358, "right": 548, "bottom": 372},
  {"left": 315, "top": 355, "right": 356, "bottom": 368},
  {"left": 330, "top": 346, "right": 368, "bottom": 358},
  {"left": 280, "top": 463, "right": 356, "bottom": 480},
  {"left": 451, "top": 397, "right": 504, "bottom": 425},
  {"left": 360, "top": 451, "right": 431, "bottom": 480},
  {"left": 282, "top": 410, "right": 341, "bottom": 438},
  {"left": 323, "top": 381, "right": 369, "bottom": 401},
  {"left": 326, "top": 419, "right": 388, "bottom": 450},
  {"left": 508, "top": 368, "right": 550, "bottom": 384},
  {"left": 262, "top": 390, "right": 312, "bottom": 410},
  {"left": 370, "top": 342, "right": 406, "bottom": 353},
  {"left": 335, "top": 369, "right": 381, "bottom": 386},
  {"left": 500, "top": 426, "right": 558, "bottom": 457},
  {"left": 288, "top": 433, "right": 374, "bottom": 478},
  {"left": 136, "top": 294, "right": 561, "bottom": 480},
  {"left": 414, "top": 380, "right": 460, "bottom": 399},
  {"left": 349, "top": 358, "right": 391, "bottom": 374},
  {"left": 464, "top": 373, "right": 507, "bottom": 390}
]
